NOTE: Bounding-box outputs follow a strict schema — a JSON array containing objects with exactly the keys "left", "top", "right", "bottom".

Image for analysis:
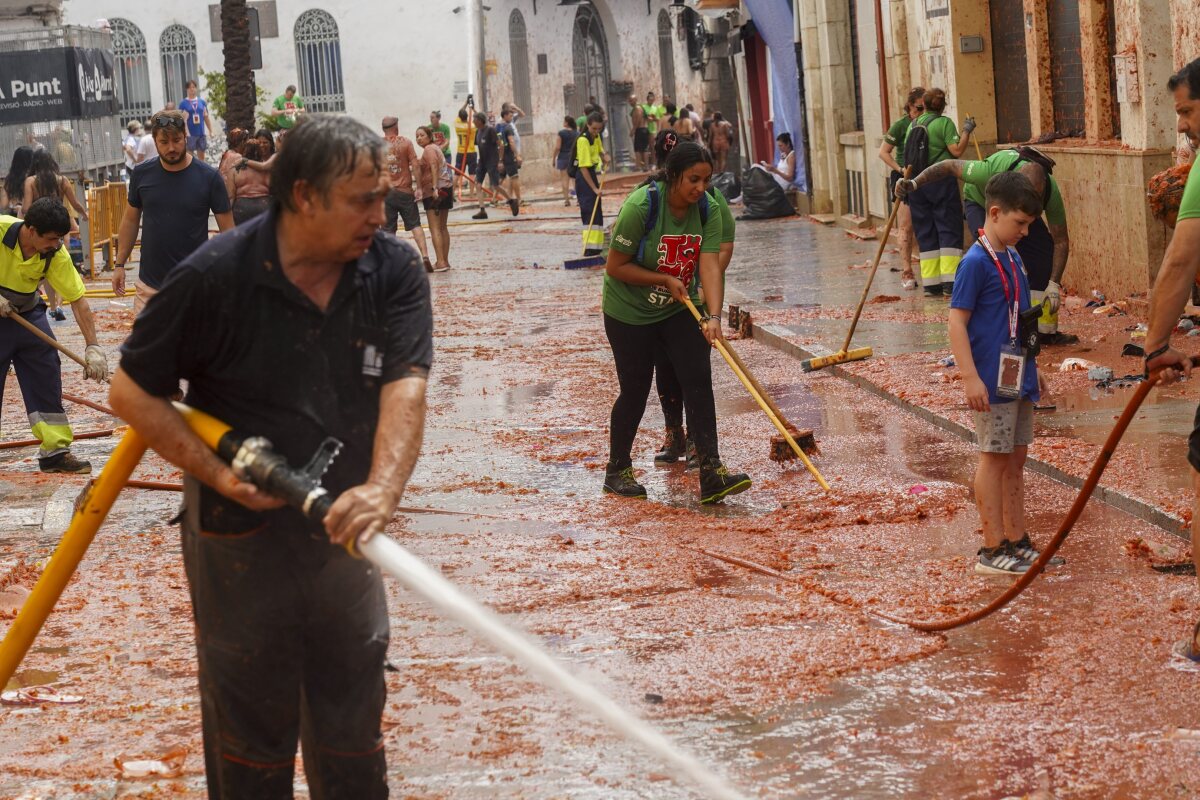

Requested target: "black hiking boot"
[
  {"left": 1038, "top": 331, "right": 1079, "bottom": 346},
  {"left": 603, "top": 464, "right": 647, "bottom": 499},
  {"left": 923, "top": 284, "right": 943, "bottom": 298},
  {"left": 653, "top": 427, "right": 687, "bottom": 463},
  {"left": 472, "top": 208, "right": 488, "bottom": 220},
  {"left": 698, "top": 460, "right": 751, "bottom": 504},
  {"left": 38, "top": 451, "right": 92, "bottom": 474},
  {"left": 684, "top": 438, "right": 699, "bottom": 471}
]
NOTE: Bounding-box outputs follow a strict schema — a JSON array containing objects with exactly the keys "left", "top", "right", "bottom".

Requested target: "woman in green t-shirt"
[
  {"left": 646, "top": 130, "right": 737, "bottom": 469},
  {"left": 878, "top": 85, "right": 924, "bottom": 289},
  {"left": 601, "top": 141, "right": 751, "bottom": 505}
]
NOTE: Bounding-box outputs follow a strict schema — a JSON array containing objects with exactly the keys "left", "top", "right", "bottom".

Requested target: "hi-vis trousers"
[
  {"left": 576, "top": 168, "right": 604, "bottom": 254},
  {"left": 909, "top": 175, "right": 963, "bottom": 290},
  {"left": 0, "top": 304, "right": 73, "bottom": 457}
]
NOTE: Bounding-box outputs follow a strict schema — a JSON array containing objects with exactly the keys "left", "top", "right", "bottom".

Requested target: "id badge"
[
  {"left": 996, "top": 342, "right": 1025, "bottom": 399},
  {"left": 192, "top": 113, "right": 200, "bottom": 126}
]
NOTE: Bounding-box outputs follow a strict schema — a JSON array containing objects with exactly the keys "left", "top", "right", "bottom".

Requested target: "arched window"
[
  {"left": 657, "top": 10, "right": 676, "bottom": 103},
  {"left": 295, "top": 9, "right": 345, "bottom": 112},
  {"left": 509, "top": 10, "right": 532, "bottom": 135},
  {"left": 160, "top": 24, "right": 198, "bottom": 105},
  {"left": 111, "top": 18, "right": 152, "bottom": 128}
]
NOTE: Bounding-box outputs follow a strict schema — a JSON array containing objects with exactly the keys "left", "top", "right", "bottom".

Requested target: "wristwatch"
[{"left": 114, "top": 263, "right": 125, "bottom": 269}]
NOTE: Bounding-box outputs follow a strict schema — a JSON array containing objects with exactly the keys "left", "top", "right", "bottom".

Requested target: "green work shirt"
[
  {"left": 961, "top": 151, "right": 1067, "bottom": 226},
  {"left": 273, "top": 94, "right": 304, "bottom": 129},
  {"left": 1177, "top": 160, "right": 1200, "bottom": 223},
  {"left": 642, "top": 103, "right": 665, "bottom": 135},
  {"left": 907, "top": 112, "right": 959, "bottom": 164},
  {"left": 576, "top": 115, "right": 587, "bottom": 131},
  {"left": 884, "top": 116, "right": 913, "bottom": 168},
  {"left": 711, "top": 186, "right": 735, "bottom": 244},
  {"left": 433, "top": 122, "right": 452, "bottom": 160},
  {"left": 602, "top": 181, "right": 722, "bottom": 325}
]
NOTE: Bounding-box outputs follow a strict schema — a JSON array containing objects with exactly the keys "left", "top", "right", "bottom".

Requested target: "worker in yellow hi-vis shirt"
[
  {"left": 575, "top": 111, "right": 610, "bottom": 255},
  {"left": 0, "top": 198, "right": 108, "bottom": 473}
]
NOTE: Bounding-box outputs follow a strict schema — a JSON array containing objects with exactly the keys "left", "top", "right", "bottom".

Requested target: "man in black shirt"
[
  {"left": 112, "top": 109, "right": 232, "bottom": 314},
  {"left": 109, "top": 115, "right": 433, "bottom": 798},
  {"left": 471, "top": 111, "right": 517, "bottom": 220}
]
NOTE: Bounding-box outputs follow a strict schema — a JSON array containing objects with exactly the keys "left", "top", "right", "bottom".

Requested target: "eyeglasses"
[{"left": 151, "top": 113, "right": 186, "bottom": 130}]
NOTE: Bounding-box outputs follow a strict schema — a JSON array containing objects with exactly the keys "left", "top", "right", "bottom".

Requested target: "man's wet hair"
[
  {"left": 1168, "top": 58, "right": 1200, "bottom": 101},
  {"left": 24, "top": 197, "right": 71, "bottom": 236},
  {"left": 984, "top": 171, "right": 1043, "bottom": 218},
  {"left": 271, "top": 114, "right": 384, "bottom": 212}
]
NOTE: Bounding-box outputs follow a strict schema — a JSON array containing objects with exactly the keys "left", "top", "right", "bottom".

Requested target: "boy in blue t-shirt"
[{"left": 949, "top": 171, "right": 1060, "bottom": 576}]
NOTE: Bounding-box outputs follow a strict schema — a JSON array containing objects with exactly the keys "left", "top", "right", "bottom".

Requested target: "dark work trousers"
[
  {"left": 965, "top": 200, "right": 1059, "bottom": 334},
  {"left": 0, "top": 304, "right": 73, "bottom": 457},
  {"left": 576, "top": 168, "right": 604, "bottom": 253},
  {"left": 964, "top": 200, "right": 1053, "bottom": 290},
  {"left": 909, "top": 175, "right": 964, "bottom": 289},
  {"left": 604, "top": 310, "right": 718, "bottom": 469},
  {"left": 182, "top": 484, "right": 390, "bottom": 800}
]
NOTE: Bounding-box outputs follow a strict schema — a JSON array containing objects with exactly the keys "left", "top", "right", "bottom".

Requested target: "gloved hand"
[
  {"left": 962, "top": 115, "right": 977, "bottom": 135},
  {"left": 0, "top": 296, "right": 13, "bottom": 317},
  {"left": 1043, "top": 280, "right": 1061, "bottom": 314},
  {"left": 894, "top": 178, "right": 917, "bottom": 199},
  {"left": 84, "top": 344, "right": 109, "bottom": 382}
]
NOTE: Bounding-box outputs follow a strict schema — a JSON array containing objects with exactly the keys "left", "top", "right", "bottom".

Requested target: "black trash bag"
[
  {"left": 739, "top": 166, "right": 795, "bottom": 220},
  {"left": 710, "top": 171, "right": 741, "bottom": 203}
]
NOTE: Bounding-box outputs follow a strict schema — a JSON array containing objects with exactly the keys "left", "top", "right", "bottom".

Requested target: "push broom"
[
  {"left": 680, "top": 297, "right": 830, "bottom": 491},
  {"left": 801, "top": 167, "right": 910, "bottom": 372},
  {"left": 564, "top": 175, "right": 605, "bottom": 269}
]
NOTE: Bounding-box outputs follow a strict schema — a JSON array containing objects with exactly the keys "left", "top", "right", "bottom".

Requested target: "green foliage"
[{"left": 199, "top": 67, "right": 269, "bottom": 128}]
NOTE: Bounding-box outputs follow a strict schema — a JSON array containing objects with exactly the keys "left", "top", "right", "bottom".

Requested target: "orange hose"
[
  {"left": 62, "top": 392, "right": 116, "bottom": 417},
  {"left": 0, "top": 429, "right": 114, "bottom": 450}
]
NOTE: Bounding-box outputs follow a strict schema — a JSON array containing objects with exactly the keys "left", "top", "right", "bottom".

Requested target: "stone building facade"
[{"left": 797, "top": 0, "right": 1200, "bottom": 299}]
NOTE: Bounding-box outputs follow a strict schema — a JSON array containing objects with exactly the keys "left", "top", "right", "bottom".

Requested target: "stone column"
[
  {"left": 1023, "top": 0, "right": 1054, "bottom": 137},
  {"left": 1079, "top": 0, "right": 1114, "bottom": 141}
]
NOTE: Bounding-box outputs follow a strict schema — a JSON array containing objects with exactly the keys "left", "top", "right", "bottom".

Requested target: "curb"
[{"left": 752, "top": 322, "right": 1189, "bottom": 541}]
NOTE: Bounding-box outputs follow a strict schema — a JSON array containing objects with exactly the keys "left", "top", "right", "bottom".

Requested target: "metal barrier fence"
[{"left": 84, "top": 182, "right": 127, "bottom": 279}]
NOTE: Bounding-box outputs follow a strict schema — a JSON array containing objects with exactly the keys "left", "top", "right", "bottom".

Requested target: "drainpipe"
[
  {"left": 467, "top": 0, "right": 486, "bottom": 111},
  {"left": 874, "top": 0, "right": 889, "bottom": 125}
]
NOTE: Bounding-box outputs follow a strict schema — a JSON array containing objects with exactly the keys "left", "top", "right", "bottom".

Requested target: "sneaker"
[
  {"left": 423, "top": 257, "right": 435, "bottom": 274},
  {"left": 509, "top": 198, "right": 520, "bottom": 217},
  {"left": 684, "top": 438, "right": 699, "bottom": 471},
  {"left": 603, "top": 465, "right": 647, "bottom": 498},
  {"left": 472, "top": 209, "right": 488, "bottom": 220},
  {"left": 1172, "top": 621, "right": 1200, "bottom": 663},
  {"left": 50, "top": 308, "right": 66, "bottom": 321},
  {"left": 923, "top": 284, "right": 943, "bottom": 297},
  {"left": 1010, "top": 535, "right": 1065, "bottom": 567},
  {"left": 1038, "top": 331, "right": 1080, "bottom": 346},
  {"left": 434, "top": 264, "right": 450, "bottom": 273},
  {"left": 38, "top": 451, "right": 92, "bottom": 474},
  {"left": 974, "top": 542, "right": 1029, "bottom": 575},
  {"left": 653, "top": 427, "right": 686, "bottom": 463},
  {"left": 699, "top": 460, "right": 751, "bottom": 504},
  {"left": 901, "top": 278, "right": 917, "bottom": 290}
]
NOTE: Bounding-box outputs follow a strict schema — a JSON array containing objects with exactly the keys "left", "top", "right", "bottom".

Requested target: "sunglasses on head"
[{"left": 152, "top": 113, "right": 186, "bottom": 129}]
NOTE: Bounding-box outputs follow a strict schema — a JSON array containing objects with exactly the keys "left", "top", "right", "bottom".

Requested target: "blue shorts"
[{"left": 187, "top": 134, "right": 208, "bottom": 152}]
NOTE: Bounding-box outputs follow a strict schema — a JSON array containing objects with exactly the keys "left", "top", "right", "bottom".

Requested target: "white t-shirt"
[
  {"left": 122, "top": 133, "right": 140, "bottom": 168},
  {"left": 135, "top": 133, "right": 157, "bottom": 164}
]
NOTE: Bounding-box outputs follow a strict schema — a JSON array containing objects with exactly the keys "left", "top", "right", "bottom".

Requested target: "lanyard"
[{"left": 977, "top": 230, "right": 1020, "bottom": 343}]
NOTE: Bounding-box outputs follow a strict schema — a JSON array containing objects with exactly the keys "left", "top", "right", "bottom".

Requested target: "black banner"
[{"left": 0, "top": 47, "right": 119, "bottom": 125}]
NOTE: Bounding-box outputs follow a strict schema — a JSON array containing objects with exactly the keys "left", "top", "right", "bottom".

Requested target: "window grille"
[
  {"left": 111, "top": 18, "right": 153, "bottom": 128},
  {"left": 160, "top": 24, "right": 198, "bottom": 107},
  {"left": 294, "top": 9, "right": 345, "bottom": 113}
]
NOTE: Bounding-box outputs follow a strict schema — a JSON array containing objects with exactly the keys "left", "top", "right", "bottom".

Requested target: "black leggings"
[
  {"left": 605, "top": 311, "right": 718, "bottom": 469},
  {"left": 655, "top": 352, "right": 686, "bottom": 431}
]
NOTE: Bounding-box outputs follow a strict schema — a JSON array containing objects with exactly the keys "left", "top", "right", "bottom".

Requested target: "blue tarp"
[{"left": 742, "top": 0, "right": 806, "bottom": 192}]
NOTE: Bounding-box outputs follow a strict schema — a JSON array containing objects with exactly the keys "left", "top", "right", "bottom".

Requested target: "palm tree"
[{"left": 221, "top": 0, "right": 255, "bottom": 131}]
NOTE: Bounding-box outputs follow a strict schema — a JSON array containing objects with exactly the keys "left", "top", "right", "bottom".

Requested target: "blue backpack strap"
[
  {"left": 700, "top": 188, "right": 710, "bottom": 226},
  {"left": 636, "top": 181, "right": 661, "bottom": 263}
]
